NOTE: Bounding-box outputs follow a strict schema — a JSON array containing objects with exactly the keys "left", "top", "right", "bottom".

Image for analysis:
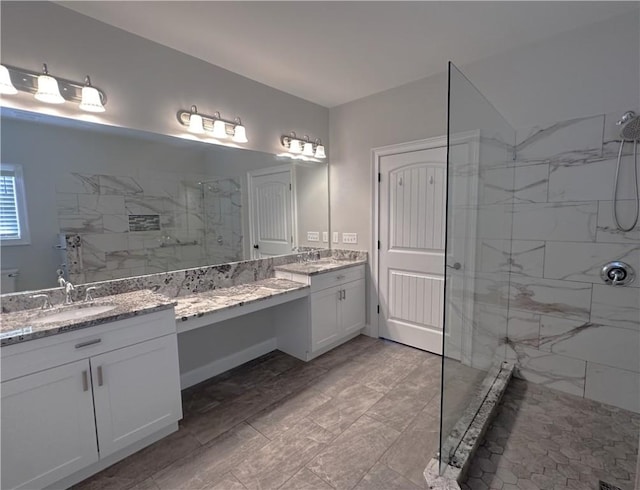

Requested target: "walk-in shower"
[
  {"left": 613, "top": 110, "right": 640, "bottom": 231},
  {"left": 439, "top": 63, "right": 639, "bottom": 489}
]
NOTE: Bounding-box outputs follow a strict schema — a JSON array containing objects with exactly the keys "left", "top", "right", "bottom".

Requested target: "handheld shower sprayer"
[{"left": 613, "top": 111, "right": 640, "bottom": 232}]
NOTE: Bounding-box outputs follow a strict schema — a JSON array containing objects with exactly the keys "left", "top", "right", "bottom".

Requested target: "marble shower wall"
[
  {"left": 506, "top": 112, "right": 640, "bottom": 413},
  {"left": 57, "top": 171, "right": 243, "bottom": 283}
]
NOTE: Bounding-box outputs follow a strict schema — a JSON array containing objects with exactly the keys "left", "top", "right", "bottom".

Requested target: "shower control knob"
[{"left": 601, "top": 261, "right": 635, "bottom": 286}]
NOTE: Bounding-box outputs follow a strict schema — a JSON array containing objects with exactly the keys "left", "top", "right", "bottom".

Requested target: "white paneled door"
[
  {"left": 379, "top": 147, "right": 447, "bottom": 354},
  {"left": 248, "top": 167, "right": 293, "bottom": 258}
]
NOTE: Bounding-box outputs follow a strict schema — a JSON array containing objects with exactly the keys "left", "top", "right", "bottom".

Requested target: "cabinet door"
[
  {"left": 340, "top": 279, "right": 366, "bottom": 335},
  {"left": 310, "top": 286, "right": 341, "bottom": 352},
  {"left": 91, "top": 334, "right": 182, "bottom": 458},
  {"left": 1, "top": 359, "right": 99, "bottom": 490}
]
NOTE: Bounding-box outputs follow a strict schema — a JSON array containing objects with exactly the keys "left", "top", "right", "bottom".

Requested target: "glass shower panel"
[{"left": 439, "top": 63, "right": 515, "bottom": 471}]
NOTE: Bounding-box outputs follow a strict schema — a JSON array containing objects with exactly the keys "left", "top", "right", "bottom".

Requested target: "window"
[{"left": 0, "top": 164, "right": 30, "bottom": 245}]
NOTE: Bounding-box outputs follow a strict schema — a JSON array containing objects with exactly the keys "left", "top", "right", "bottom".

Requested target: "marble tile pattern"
[
  {"left": 460, "top": 378, "right": 639, "bottom": 490},
  {"left": 56, "top": 171, "right": 245, "bottom": 282},
  {"left": 506, "top": 111, "right": 640, "bottom": 412},
  {"left": 174, "top": 278, "right": 309, "bottom": 323},
  {"left": 1, "top": 249, "right": 349, "bottom": 314},
  {"left": 73, "top": 335, "right": 444, "bottom": 490},
  {"left": 0, "top": 290, "right": 175, "bottom": 346}
]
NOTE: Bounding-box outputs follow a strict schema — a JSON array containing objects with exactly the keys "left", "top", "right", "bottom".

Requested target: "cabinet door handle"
[
  {"left": 75, "top": 338, "right": 101, "bottom": 349},
  {"left": 343, "top": 289, "right": 347, "bottom": 300},
  {"left": 97, "top": 366, "right": 104, "bottom": 386},
  {"left": 82, "top": 370, "right": 89, "bottom": 392}
]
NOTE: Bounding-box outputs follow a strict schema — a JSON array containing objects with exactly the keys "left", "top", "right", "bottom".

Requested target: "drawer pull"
[
  {"left": 97, "top": 366, "right": 104, "bottom": 386},
  {"left": 343, "top": 289, "right": 347, "bottom": 300},
  {"left": 82, "top": 370, "right": 89, "bottom": 392},
  {"left": 75, "top": 338, "right": 102, "bottom": 349}
]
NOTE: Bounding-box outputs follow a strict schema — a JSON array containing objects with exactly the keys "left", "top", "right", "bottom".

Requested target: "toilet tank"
[{"left": 1, "top": 268, "right": 19, "bottom": 293}]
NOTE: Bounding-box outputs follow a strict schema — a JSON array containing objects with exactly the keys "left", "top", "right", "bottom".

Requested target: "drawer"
[
  {"left": 1, "top": 309, "right": 176, "bottom": 382},
  {"left": 310, "top": 265, "right": 365, "bottom": 293}
]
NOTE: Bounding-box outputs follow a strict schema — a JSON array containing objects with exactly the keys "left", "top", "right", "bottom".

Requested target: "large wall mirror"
[{"left": 1, "top": 109, "right": 329, "bottom": 292}]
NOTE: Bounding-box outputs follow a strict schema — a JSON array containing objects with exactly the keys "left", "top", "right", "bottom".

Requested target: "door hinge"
[
  {"left": 378, "top": 172, "right": 381, "bottom": 183},
  {"left": 377, "top": 240, "right": 380, "bottom": 250},
  {"left": 377, "top": 305, "right": 380, "bottom": 314},
  {"left": 289, "top": 183, "right": 292, "bottom": 190}
]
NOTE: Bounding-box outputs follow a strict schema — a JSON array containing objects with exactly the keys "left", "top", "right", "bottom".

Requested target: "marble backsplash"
[
  {"left": 1, "top": 248, "right": 365, "bottom": 314},
  {"left": 56, "top": 171, "right": 243, "bottom": 283},
  {"left": 501, "top": 111, "right": 640, "bottom": 412}
]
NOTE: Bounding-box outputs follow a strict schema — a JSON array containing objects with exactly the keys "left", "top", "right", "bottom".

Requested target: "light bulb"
[
  {"left": 188, "top": 106, "right": 204, "bottom": 134},
  {"left": 314, "top": 144, "right": 326, "bottom": 159},
  {"left": 34, "top": 64, "right": 64, "bottom": 104},
  {"left": 303, "top": 141, "right": 314, "bottom": 157},
  {"left": 290, "top": 139, "right": 302, "bottom": 154},
  {"left": 212, "top": 119, "right": 227, "bottom": 139},
  {"left": 0, "top": 65, "right": 17, "bottom": 95},
  {"left": 79, "top": 77, "right": 105, "bottom": 112},
  {"left": 232, "top": 123, "right": 248, "bottom": 143}
]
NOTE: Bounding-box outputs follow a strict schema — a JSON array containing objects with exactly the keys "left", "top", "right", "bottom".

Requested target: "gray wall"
[
  {"left": 0, "top": 1, "right": 329, "bottom": 158},
  {"left": 329, "top": 10, "right": 639, "bottom": 328}
]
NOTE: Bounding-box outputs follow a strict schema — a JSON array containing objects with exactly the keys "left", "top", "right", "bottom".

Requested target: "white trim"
[
  {"left": 370, "top": 131, "right": 479, "bottom": 347},
  {"left": 247, "top": 164, "right": 296, "bottom": 259},
  {"left": 0, "top": 163, "right": 31, "bottom": 246},
  {"left": 179, "top": 337, "right": 277, "bottom": 389},
  {"left": 371, "top": 135, "right": 448, "bottom": 339}
]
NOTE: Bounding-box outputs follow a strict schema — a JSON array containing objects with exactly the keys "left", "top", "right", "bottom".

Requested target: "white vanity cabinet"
[
  {"left": 1, "top": 359, "right": 100, "bottom": 490},
  {"left": 1, "top": 309, "right": 182, "bottom": 490},
  {"left": 276, "top": 264, "right": 365, "bottom": 360}
]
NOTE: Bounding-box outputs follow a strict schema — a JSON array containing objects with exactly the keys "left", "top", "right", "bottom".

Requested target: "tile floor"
[
  {"left": 461, "top": 378, "right": 640, "bottom": 490},
  {"left": 75, "top": 335, "right": 446, "bottom": 490}
]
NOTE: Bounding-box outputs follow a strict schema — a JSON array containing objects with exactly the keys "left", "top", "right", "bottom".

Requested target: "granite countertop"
[
  {"left": 0, "top": 290, "right": 176, "bottom": 346},
  {"left": 175, "top": 277, "right": 309, "bottom": 322},
  {"left": 274, "top": 258, "right": 366, "bottom": 276}
]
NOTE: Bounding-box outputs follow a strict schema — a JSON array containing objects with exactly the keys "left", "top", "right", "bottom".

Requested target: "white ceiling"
[{"left": 59, "top": 1, "right": 637, "bottom": 108}]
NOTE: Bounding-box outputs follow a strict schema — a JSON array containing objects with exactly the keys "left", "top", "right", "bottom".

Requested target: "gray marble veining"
[
  {"left": 274, "top": 257, "right": 367, "bottom": 276},
  {"left": 0, "top": 290, "right": 175, "bottom": 346},
  {"left": 174, "top": 278, "right": 309, "bottom": 322}
]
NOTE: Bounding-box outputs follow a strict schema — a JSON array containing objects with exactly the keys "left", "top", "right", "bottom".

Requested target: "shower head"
[{"left": 618, "top": 111, "right": 640, "bottom": 141}]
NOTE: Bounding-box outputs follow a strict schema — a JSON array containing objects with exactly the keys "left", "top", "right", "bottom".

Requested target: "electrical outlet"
[
  {"left": 307, "top": 231, "right": 320, "bottom": 242},
  {"left": 322, "top": 231, "right": 328, "bottom": 243},
  {"left": 342, "top": 232, "right": 358, "bottom": 244},
  {"left": 332, "top": 232, "right": 339, "bottom": 244}
]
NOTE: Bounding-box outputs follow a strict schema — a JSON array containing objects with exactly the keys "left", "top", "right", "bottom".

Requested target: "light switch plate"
[
  {"left": 307, "top": 231, "right": 320, "bottom": 242},
  {"left": 322, "top": 231, "right": 328, "bottom": 243},
  {"left": 332, "top": 232, "right": 339, "bottom": 244},
  {"left": 342, "top": 232, "right": 358, "bottom": 244}
]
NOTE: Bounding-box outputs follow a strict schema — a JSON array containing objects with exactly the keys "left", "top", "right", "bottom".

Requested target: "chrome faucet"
[
  {"left": 58, "top": 275, "right": 75, "bottom": 304},
  {"left": 30, "top": 294, "right": 52, "bottom": 310},
  {"left": 84, "top": 286, "right": 100, "bottom": 302}
]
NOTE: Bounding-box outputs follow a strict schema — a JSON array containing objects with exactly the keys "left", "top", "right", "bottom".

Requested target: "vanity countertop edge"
[
  {"left": 273, "top": 258, "right": 367, "bottom": 276},
  {"left": 1, "top": 290, "right": 176, "bottom": 347}
]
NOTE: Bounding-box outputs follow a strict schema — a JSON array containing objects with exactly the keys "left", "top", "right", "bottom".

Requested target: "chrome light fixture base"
[
  {"left": 177, "top": 107, "right": 247, "bottom": 142},
  {"left": 3, "top": 64, "right": 107, "bottom": 108},
  {"left": 281, "top": 132, "right": 326, "bottom": 159}
]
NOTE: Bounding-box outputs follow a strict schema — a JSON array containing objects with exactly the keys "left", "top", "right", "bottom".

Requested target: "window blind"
[{"left": 0, "top": 171, "right": 21, "bottom": 239}]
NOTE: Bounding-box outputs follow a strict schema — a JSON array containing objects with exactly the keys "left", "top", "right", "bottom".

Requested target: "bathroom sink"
[{"left": 31, "top": 304, "right": 117, "bottom": 325}]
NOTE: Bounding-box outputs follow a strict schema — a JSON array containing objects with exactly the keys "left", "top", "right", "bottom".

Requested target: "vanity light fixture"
[
  {"left": 187, "top": 105, "right": 205, "bottom": 134},
  {"left": 78, "top": 76, "right": 106, "bottom": 113},
  {"left": 281, "top": 132, "right": 326, "bottom": 159},
  {"left": 1, "top": 63, "right": 107, "bottom": 111},
  {"left": 34, "top": 64, "right": 64, "bottom": 104},
  {"left": 177, "top": 107, "right": 248, "bottom": 143},
  {"left": 0, "top": 65, "right": 18, "bottom": 95}
]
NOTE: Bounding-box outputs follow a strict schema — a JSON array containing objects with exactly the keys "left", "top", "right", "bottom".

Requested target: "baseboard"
[{"left": 180, "top": 337, "right": 277, "bottom": 389}]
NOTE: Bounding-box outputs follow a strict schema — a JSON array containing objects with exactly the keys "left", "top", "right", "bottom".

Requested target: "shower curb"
[{"left": 424, "top": 361, "right": 515, "bottom": 489}]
